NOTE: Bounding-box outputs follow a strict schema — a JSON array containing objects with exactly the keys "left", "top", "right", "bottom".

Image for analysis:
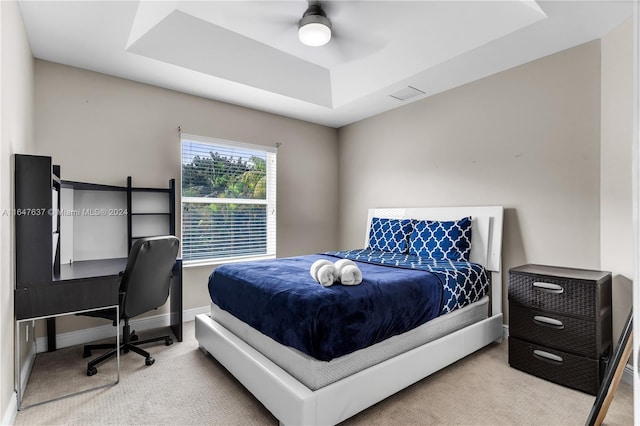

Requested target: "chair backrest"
[{"left": 120, "top": 236, "right": 180, "bottom": 319}]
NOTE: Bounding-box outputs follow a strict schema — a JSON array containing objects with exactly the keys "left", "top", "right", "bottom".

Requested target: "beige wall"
[
  {"left": 34, "top": 60, "right": 339, "bottom": 331},
  {"left": 601, "top": 18, "right": 634, "bottom": 345},
  {"left": 0, "top": 0, "right": 34, "bottom": 420},
  {"left": 338, "top": 41, "right": 603, "bottom": 322}
]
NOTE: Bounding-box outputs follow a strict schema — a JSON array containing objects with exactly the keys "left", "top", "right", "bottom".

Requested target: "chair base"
[{"left": 83, "top": 323, "right": 173, "bottom": 376}]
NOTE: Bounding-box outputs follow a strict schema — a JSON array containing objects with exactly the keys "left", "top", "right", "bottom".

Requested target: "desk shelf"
[
  {"left": 61, "top": 175, "right": 176, "bottom": 254},
  {"left": 61, "top": 180, "right": 127, "bottom": 192},
  {"left": 126, "top": 176, "right": 175, "bottom": 252},
  {"left": 131, "top": 187, "right": 172, "bottom": 193}
]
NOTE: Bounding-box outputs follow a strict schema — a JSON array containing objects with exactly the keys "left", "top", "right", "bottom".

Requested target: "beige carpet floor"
[{"left": 14, "top": 321, "right": 633, "bottom": 425}]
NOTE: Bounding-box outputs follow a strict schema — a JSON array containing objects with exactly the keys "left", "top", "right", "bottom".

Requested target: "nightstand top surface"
[{"left": 510, "top": 264, "right": 611, "bottom": 282}]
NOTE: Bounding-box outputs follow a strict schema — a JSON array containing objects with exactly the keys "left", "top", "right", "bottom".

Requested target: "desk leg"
[
  {"left": 16, "top": 305, "right": 120, "bottom": 410},
  {"left": 169, "top": 259, "right": 183, "bottom": 342},
  {"left": 46, "top": 318, "right": 56, "bottom": 351},
  {"left": 16, "top": 323, "right": 23, "bottom": 409}
]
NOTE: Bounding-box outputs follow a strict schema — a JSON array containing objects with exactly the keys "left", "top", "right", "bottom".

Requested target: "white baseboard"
[
  {"left": 184, "top": 306, "right": 210, "bottom": 322},
  {"left": 1, "top": 392, "right": 17, "bottom": 426},
  {"left": 35, "top": 306, "right": 210, "bottom": 353}
]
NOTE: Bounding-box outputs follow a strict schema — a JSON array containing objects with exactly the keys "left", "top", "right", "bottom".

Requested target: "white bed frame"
[{"left": 195, "top": 206, "right": 504, "bottom": 425}]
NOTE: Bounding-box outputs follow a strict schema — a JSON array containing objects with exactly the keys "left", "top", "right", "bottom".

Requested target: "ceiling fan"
[{"left": 247, "top": 0, "right": 383, "bottom": 63}]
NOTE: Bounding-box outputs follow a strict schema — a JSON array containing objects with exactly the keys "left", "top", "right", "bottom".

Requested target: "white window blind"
[{"left": 181, "top": 133, "right": 276, "bottom": 264}]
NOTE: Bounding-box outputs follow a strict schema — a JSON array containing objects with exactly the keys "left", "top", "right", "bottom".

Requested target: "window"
[{"left": 181, "top": 133, "right": 276, "bottom": 265}]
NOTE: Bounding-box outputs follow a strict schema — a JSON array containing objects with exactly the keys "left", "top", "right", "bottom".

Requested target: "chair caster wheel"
[
  {"left": 87, "top": 367, "right": 97, "bottom": 376},
  {"left": 145, "top": 357, "right": 155, "bottom": 366},
  {"left": 130, "top": 333, "right": 139, "bottom": 342},
  {"left": 165, "top": 338, "right": 173, "bottom": 346},
  {"left": 83, "top": 350, "right": 92, "bottom": 358}
]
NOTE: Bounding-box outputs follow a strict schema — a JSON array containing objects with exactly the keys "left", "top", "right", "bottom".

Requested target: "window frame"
[{"left": 180, "top": 133, "right": 277, "bottom": 267}]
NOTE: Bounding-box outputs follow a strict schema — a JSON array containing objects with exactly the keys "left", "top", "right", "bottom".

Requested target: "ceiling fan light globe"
[
  {"left": 298, "top": 12, "right": 332, "bottom": 47},
  {"left": 299, "top": 23, "right": 331, "bottom": 46}
]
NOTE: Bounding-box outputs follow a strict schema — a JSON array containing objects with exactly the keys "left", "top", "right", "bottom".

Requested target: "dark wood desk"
[
  {"left": 13, "top": 155, "right": 181, "bottom": 409},
  {"left": 14, "top": 257, "right": 183, "bottom": 351}
]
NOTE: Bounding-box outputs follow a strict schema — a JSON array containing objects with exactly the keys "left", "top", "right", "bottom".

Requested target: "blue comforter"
[{"left": 208, "top": 254, "right": 443, "bottom": 361}]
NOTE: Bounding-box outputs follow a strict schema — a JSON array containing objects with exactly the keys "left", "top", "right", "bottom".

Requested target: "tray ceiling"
[{"left": 19, "top": 1, "right": 633, "bottom": 127}]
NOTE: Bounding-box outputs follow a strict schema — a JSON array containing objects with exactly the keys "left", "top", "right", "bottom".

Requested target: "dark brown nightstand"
[{"left": 508, "top": 264, "right": 612, "bottom": 395}]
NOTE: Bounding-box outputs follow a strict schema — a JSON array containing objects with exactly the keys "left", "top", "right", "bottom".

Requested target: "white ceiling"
[{"left": 19, "top": 1, "right": 633, "bottom": 128}]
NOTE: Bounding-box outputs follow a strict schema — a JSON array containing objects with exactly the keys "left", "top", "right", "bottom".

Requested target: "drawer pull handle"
[
  {"left": 532, "top": 349, "right": 564, "bottom": 364},
  {"left": 533, "top": 316, "right": 565, "bottom": 329},
  {"left": 532, "top": 281, "right": 564, "bottom": 294}
]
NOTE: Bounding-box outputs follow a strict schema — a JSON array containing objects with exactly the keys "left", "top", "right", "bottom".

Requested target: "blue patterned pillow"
[
  {"left": 409, "top": 217, "right": 472, "bottom": 261},
  {"left": 367, "top": 217, "right": 414, "bottom": 254}
]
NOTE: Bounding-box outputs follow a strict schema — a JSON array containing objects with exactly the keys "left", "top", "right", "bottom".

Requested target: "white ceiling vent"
[{"left": 389, "top": 86, "right": 425, "bottom": 101}]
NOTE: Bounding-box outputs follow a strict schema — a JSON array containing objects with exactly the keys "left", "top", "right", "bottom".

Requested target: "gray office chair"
[{"left": 82, "top": 236, "right": 180, "bottom": 376}]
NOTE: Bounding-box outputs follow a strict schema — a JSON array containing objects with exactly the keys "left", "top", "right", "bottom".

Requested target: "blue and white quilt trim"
[{"left": 326, "top": 249, "right": 489, "bottom": 314}]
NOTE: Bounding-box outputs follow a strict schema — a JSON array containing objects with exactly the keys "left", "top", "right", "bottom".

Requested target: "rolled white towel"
[
  {"left": 340, "top": 264, "right": 363, "bottom": 285},
  {"left": 334, "top": 259, "right": 356, "bottom": 276},
  {"left": 310, "top": 259, "right": 333, "bottom": 282},
  {"left": 317, "top": 264, "right": 339, "bottom": 287}
]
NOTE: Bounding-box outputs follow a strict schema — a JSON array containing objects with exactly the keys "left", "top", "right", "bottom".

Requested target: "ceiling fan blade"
[
  {"left": 313, "top": 1, "right": 387, "bottom": 61},
  {"left": 329, "top": 28, "right": 386, "bottom": 63}
]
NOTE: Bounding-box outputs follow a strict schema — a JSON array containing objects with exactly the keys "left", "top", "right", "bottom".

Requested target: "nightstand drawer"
[
  {"left": 509, "top": 304, "right": 598, "bottom": 357},
  {"left": 508, "top": 337, "right": 603, "bottom": 395},
  {"left": 508, "top": 273, "right": 597, "bottom": 317}
]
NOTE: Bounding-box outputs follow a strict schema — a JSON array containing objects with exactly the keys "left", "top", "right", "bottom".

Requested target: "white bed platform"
[{"left": 195, "top": 206, "right": 504, "bottom": 426}]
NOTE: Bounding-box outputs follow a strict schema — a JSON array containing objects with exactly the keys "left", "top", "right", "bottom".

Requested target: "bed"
[{"left": 195, "top": 206, "right": 504, "bottom": 425}]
